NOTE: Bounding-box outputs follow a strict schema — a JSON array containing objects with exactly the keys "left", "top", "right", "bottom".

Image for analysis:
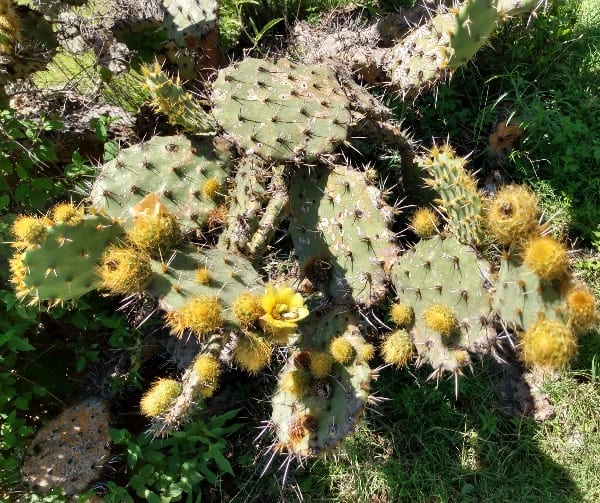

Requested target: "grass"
[{"left": 227, "top": 345, "right": 599, "bottom": 502}]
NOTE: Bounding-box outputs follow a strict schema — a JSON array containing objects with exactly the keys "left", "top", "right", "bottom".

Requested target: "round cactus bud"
[
  {"left": 195, "top": 267, "right": 211, "bottom": 285},
  {"left": 140, "top": 378, "right": 182, "bottom": 418},
  {"left": 566, "top": 284, "right": 597, "bottom": 330},
  {"left": 329, "top": 337, "right": 355, "bottom": 365},
  {"left": 279, "top": 368, "right": 312, "bottom": 398},
  {"left": 422, "top": 304, "right": 458, "bottom": 337},
  {"left": 232, "top": 292, "right": 265, "bottom": 327},
  {"left": 202, "top": 178, "right": 222, "bottom": 200},
  {"left": 390, "top": 302, "right": 415, "bottom": 327},
  {"left": 165, "top": 296, "right": 223, "bottom": 338},
  {"left": 486, "top": 185, "right": 539, "bottom": 246},
  {"left": 98, "top": 245, "right": 154, "bottom": 295},
  {"left": 192, "top": 354, "right": 220, "bottom": 398},
  {"left": 523, "top": 236, "right": 569, "bottom": 281},
  {"left": 233, "top": 331, "right": 272, "bottom": 374},
  {"left": 410, "top": 207, "right": 439, "bottom": 238},
  {"left": 381, "top": 329, "right": 414, "bottom": 367},
  {"left": 12, "top": 215, "right": 47, "bottom": 246},
  {"left": 359, "top": 343, "right": 375, "bottom": 362},
  {"left": 51, "top": 203, "right": 84, "bottom": 225},
  {"left": 520, "top": 319, "right": 577, "bottom": 369},
  {"left": 309, "top": 351, "right": 334, "bottom": 378},
  {"left": 128, "top": 210, "right": 181, "bottom": 256}
]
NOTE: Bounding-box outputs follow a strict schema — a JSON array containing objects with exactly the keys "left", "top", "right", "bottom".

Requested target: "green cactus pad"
[
  {"left": 89, "top": 135, "right": 232, "bottom": 232},
  {"left": 10, "top": 212, "right": 124, "bottom": 306},
  {"left": 162, "top": 0, "right": 218, "bottom": 46},
  {"left": 146, "top": 243, "right": 264, "bottom": 331},
  {"left": 289, "top": 164, "right": 399, "bottom": 307},
  {"left": 271, "top": 309, "right": 371, "bottom": 456},
  {"left": 390, "top": 234, "right": 496, "bottom": 373},
  {"left": 491, "top": 254, "right": 568, "bottom": 333},
  {"left": 420, "top": 145, "right": 486, "bottom": 247},
  {"left": 212, "top": 57, "right": 350, "bottom": 161}
]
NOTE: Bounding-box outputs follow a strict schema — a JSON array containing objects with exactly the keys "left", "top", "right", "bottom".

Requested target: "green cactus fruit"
[
  {"left": 271, "top": 309, "right": 371, "bottom": 456},
  {"left": 89, "top": 135, "right": 232, "bottom": 232},
  {"left": 9, "top": 210, "right": 124, "bottom": 306},
  {"left": 212, "top": 57, "right": 351, "bottom": 161},
  {"left": 420, "top": 144, "right": 486, "bottom": 247},
  {"left": 145, "top": 243, "right": 264, "bottom": 336},
  {"left": 141, "top": 63, "right": 217, "bottom": 135},
  {"left": 390, "top": 234, "right": 496, "bottom": 375},
  {"left": 290, "top": 164, "right": 399, "bottom": 307}
]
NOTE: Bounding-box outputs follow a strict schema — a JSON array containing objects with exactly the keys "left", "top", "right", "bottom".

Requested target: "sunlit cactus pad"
[
  {"left": 271, "top": 310, "right": 371, "bottom": 456},
  {"left": 289, "top": 164, "right": 399, "bottom": 307},
  {"left": 212, "top": 57, "right": 351, "bottom": 161},
  {"left": 10, "top": 212, "right": 124, "bottom": 306},
  {"left": 391, "top": 234, "right": 496, "bottom": 374},
  {"left": 89, "top": 135, "right": 232, "bottom": 231}
]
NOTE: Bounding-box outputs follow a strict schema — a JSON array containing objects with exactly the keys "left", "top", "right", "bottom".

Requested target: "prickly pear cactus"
[
  {"left": 390, "top": 233, "right": 496, "bottom": 376},
  {"left": 212, "top": 57, "right": 351, "bottom": 161},
  {"left": 420, "top": 144, "right": 486, "bottom": 247},
  {"left": 9, "top": 209, "right": 124, "bottom": 306},
  {"left": 290, "top": 164, "right": 399, "bottom": 307},
  {"left": 89, "top": 135, "right": 232, "bottom": 232},
  {"left": 385, "top": 0, "right": 543, "bottom": 95},
  {"left": 271, "top": 309, "right": 372, "bottom": 456},
  {"left": 145, "top": 243, "right": 264, "bottom": 333},
  {"left": 142, "top": 63, "right": 217, "bottom": 135}
]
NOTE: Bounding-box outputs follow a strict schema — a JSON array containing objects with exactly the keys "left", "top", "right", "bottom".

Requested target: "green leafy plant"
[{"left": 108, "top": 409, "right": 241, "bottom": 502}]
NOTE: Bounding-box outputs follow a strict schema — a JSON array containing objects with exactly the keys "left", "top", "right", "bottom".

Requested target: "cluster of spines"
[
  {"left": 9, "top": 204, "right": 124, "bottom": 306},
  {"left": 141, "top": 62, "right": 217, "bottom": 135}
]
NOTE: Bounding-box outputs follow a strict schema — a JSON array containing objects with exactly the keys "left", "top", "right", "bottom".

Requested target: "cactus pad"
[
  {"left": 89, "top": 135, "right": 232, "bottom": 232},
  {"left": 271, "top": 309, "right": 371, "bottom": 456},
  {"left": 212, "top": 57, "right": 350, "bottom": 161},
  {"left": 390, "top": 234, "right": 496, "bottom": 374},
  {"left": 10, "top": 211, "right": 124, "bottom": 306},
  {"left": 290, "top": 164, "right": 399, "bottom": 307}
]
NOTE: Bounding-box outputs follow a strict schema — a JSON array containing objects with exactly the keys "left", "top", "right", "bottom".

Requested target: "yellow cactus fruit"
[
  {"left": 422, "top": 304, "right": 458, "bottom": 337},
  {"left": 390, "top": 302, "right": 415, "bottom": 327},
  {"left": 279, "top": 368, "right": 312, "bottom": 397},
  {"left": 12, "top": 215, "right": 47, "bottom": 247},
  {"left": 486, "top": 185, "right": 540, "bottom": 246},
  {"left": 565, "top": 284, "right": 597, "bottom": 330},
  {"left": 139, "top": 378, "right": 182, "bottom": 418},
  {"left": 309, "top": 351, "right": 334, "bottom": 378},
  {"left": 51, "top": 203, "right": 84, "bottom": 225},
  {"left": 359, "top": 343, "right": 375, "bottom": 362},
  {"left": 520, "top": 319, "right": 577, "bottom": 369},
  {"left": 128, "top": 206, "right": 181, "bottom": 256},
  {"left": 98, "top": 245, "right": 154, "bottom": 295},
  {"left": 232, "top": 291, "right": 265, "bottom": 327},
  {"left": 165, "top": 296, "right": 223, "bottom": 338},
  {"left": 523, "top": 236, "right": 569, "bottom": 281},
  {"left": 233, "top": 331, "right": 272, "bottom": 374},
  {"left": 410, "top": 207, "right": 440, "bottom": 238},
  {"left": 202, "top": 178, "right": 222, "bottom": 200},
  {"left": 381, "top": 329, "right": 414, "bottom": 367},
  {"left": 195, "top": 267, "right": 211, "bottom": 285},
  {"left": 329, "top": 337, "right": 355, "bottom": 365},
  {"left": 192, "top": 354, "right": 221, "bottom": 398}
]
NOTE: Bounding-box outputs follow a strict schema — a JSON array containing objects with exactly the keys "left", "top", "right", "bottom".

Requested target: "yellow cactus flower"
[{"left": 260, "top": 283, "right": 309, "bottom": 335}]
